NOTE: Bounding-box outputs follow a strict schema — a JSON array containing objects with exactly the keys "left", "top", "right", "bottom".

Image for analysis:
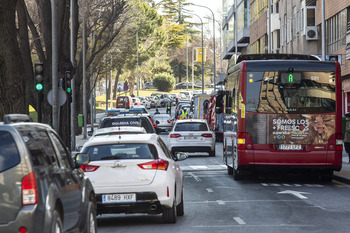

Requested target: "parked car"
[
  {"left": 174, "top": 82, "right": 202, "bottom": 90},
  {"left": 168, "top": 119, "right": 216, "bottom": 156},
  {"left": 152, "top": 114, "right": 174, "bottom": 133},
  {"left": 0, "top": 114, "right": 96, "bottom": 233},
  {"left": 144, "top": 81, "right": 154, "bottom": 89},
  {"left": 78, "top": 134, "right": 187, "bottom": 223}
]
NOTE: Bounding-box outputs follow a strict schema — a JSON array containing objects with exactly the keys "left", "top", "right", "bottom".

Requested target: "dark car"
[
  {"left": 0, "top": 114, "right": 96, "bottom": 233},
  {"left": 99, "top": 114, "right": 156, "bottom": 134},
  {"left": 174, "top": 82, "right": 202, "bottom": 90}
]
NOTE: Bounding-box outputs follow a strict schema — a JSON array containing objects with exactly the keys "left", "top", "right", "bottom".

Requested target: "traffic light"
[
  {"left": 34, "top": 63, "right": 44, "bottom": 91},
  {"left": 65, "top": 71, "right": 72, "bottom": 94}
]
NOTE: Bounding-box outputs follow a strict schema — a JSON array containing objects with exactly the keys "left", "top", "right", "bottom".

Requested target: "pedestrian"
[
  {"left": 154, "top": 108, "right": 160, "bottom": 115},
  {"left": 166, "top": 102, "right": 171, "bottom": 115},
  {"left": 344, "top": 113, "right": 350, "bottom": 163},
  {"left": 179, "top": 109, "right": 188, "bottom": 120}
]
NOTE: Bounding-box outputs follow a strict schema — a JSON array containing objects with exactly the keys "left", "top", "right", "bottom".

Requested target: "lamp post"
[
  {"left": 184, "top": 11, "right": 204, "bottom": 94},
  {"left": 191, "top": 4, "right": 216, "bottom": 91},
  {"left": 136, "top": 21, "right": 155, "bottom": 97}
]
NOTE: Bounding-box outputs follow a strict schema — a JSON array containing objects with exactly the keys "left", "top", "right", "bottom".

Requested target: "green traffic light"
[
  {"left": 36, "top": 83, "right": 43, "bottom": 91},
  {"left": 288, "top": 73, "right": 293, "bottom": 83},
  {"left": 67, "top": 87, "right": 72, "bottom": 93}
]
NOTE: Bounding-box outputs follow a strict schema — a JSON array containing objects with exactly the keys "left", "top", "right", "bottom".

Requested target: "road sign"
[
  {"left": 123, "top": 84, "right": 129, "bottom": 91},
  {"left": 47, "top": 89, "right": 67, "bottom": 106},
  {"left": 195, "top": 47, "right": 206, "bottom": 62}
]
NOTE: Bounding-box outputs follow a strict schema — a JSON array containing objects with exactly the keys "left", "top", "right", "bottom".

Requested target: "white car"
[
  {"left": 79, "top": 134, "right": 187, "bottom": 223},
  {"left": 168, "top": 119, "right": 216, "bottom": 156}
]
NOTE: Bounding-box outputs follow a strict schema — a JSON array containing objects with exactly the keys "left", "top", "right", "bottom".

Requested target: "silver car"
[{"left": 152, "top": 114, "right": 174, "bottom": 133}]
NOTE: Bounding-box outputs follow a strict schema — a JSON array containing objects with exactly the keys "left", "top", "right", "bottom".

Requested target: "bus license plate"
[
  {"left": 102, "top": 193, "right": 136, "bottom": 203},
  {"left": 279, "top": 144, "right": 302, "bottom": 150}
]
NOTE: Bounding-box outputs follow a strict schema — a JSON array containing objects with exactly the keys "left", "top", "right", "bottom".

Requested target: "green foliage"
[{"left": 153, "top": 73, "right": 176, "bottom": 92}]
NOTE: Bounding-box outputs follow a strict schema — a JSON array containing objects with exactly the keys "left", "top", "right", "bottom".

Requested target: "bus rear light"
[
  {"left": 237, "top": 133, "right": 253, "bottom": 150},
  {"left": 22, "top": 172, "right": 37, "bottom": 205}
]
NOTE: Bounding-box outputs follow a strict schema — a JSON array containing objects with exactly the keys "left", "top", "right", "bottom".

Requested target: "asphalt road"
[
  {"left": 96, "top": 142, "right": 350, "bottom": 233},
  {"left": 95, "top": 107, "right": 350, "bottom": 233}
]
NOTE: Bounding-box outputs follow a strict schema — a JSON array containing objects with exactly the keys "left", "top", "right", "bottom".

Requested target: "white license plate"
[
  {"left": 102, "top": 193, "right": 136, "bottom": 203},
  {"left": 279, "top": 144, "right": 302, "bottom": 150},
  {"left": 184, "top": 136, "right": 196, "bottom": 140}
]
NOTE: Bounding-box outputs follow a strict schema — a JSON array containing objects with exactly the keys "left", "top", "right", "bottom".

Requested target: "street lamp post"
[{"left": 191, "top": 4, "right": 216, "bottom": 91}]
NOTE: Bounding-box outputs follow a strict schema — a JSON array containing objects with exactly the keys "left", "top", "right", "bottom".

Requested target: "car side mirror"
[
  {"left": 173, "top": 152, "right": 188, "bottom": 161},
  {"left": 156, "top": 120, "right": 160, "bottom": 124},
  {"left": 75, "top": 153, "right": 90, "bottom": 168}
]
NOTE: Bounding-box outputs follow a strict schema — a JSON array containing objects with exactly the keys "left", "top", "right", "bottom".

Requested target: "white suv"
[
  {"left": 168, "top": 119, "right": 216, "bottom": 156},
  {"left": 79, "top": 134, "right": 187, "bottom": 223}
]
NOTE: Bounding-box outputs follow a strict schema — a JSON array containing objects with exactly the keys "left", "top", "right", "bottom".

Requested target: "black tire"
[
  {"left": 84, "top": 201, "right": 97, "bottom": 233},
  {"left": 162, "top": 199, "right": 177, "bottom": 223},
  {"left": 176, "top": 189, "right": 184, "bottom": 216},
  {"left": 227, "top": 165, "right": 233, "bottom": 175},
  {"left": 51, "top": 210, "right": 63, "bottom": 233},
  {"left": 209, "top": 148, "right": 216, "bottom": 157}
]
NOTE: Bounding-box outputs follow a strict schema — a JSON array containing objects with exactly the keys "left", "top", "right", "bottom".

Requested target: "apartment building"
[{"left": 222, "top": 0, "right": 350, "bottom": 113}]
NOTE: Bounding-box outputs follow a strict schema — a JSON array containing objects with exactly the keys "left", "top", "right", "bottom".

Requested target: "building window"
[
  {"left": 306, "top": 6, "right": 316, "bottom": 26},
  {"left": 284, "top": 14, "right": 287, "bottom": 44},
  {"left": 292, "top": 6, "right": 297, "bottom": 39},
  {"left": 326, "top": 8, "right": 347, "bottom": 52},
  {"left": 275, "top": 2, "right": 279, "bottom": 13}
]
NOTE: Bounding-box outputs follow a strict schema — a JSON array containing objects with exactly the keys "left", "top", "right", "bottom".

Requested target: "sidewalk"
[{"left": 334, "top": 149, "right": 350, "bottom": 184}]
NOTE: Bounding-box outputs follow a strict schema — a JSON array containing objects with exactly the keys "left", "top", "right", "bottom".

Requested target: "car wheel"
[
  {"left": 176, "top": 188, "right": 184, "bottom": 216},
  {"left": 162, "top": 198, "right": 177, "bottom": 223},
  {"left": 84, "top": 200, "right": 97, "bottom": 233},
  {"left": 52, "top": 210, "right": 63, "bottom": 233},
  {"left": 209, "top": 147, "right": 215, "bottom": 157}
]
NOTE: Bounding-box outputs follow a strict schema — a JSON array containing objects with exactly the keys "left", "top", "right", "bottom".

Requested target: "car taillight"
[
  {"left": 138, "top": 159, "right": 169, "bottom": 171},
  {"left": 167, "top": 120, "right": 173, "bottom": 124},
  {"left": 170, "top": 133, "right": 181, "bottom": 138},
  {"left": 22, "top": 172, "right": 37, "bottom": 205},
  {"left": 81, "top": 164, "right": 100, "bottom": 172},
  {"left": 237, "top": 133, "right": 253, "bottom": 150},
  {"left": 201, "top": 133, "right": 213, "bottom": 138}
]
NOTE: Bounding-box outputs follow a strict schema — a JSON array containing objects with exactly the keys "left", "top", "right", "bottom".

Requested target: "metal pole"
[
  {"left": 186, "top": 32, "right": 188, "bottom": 91},
  {"left": 191, "top": 4, "right": 216, "bottom": 91},
  {"left": 51, "top": 0, "right": 58, "bottom": 131},
  {"left": 82, "top": 0, "right": 87, "bottom": 139},
  {"left": 201, "top": 21, "right": 204, "bottom": 94},
  {"left": 70, "top": 0, "right": 76, "bottom": 150},
  {"left": 105, "top": 56, "right": 108, "bottom": 111},
  {"left": 268, "top": 0, "right": 271, "bottom": 53},
  {"left": 234, "top": 0, "right": 238, "bottom": 56},
  {"left": 110, "top": 56, "right": 113, "bottom": 109},
  {"left": 192, "top": 48, "right": 194, "bottom": 92},
  {"left": 136, "top": 30, "right": 139, "bottom": 96},
  {"left": 321, "top": 0, "right": 326, "bottom": 61}
]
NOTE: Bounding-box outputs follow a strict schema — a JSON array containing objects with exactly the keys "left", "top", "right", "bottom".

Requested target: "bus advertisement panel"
[{"left": 223, "top": 54, "right": 343, "bottom": 181}]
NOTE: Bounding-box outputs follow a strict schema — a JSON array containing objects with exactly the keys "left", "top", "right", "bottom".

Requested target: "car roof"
[
  {"left": 93, "top": 126, "right": 146, "bottom": 135},
  {"left": 153, "top": 114, "right": 172, "bottom": 118},
  {"left": 83, "top": 133, "right": 158, "bottom": 147},
  {"left": 175, "top": 119, "right": 207, "bottom": 124}
]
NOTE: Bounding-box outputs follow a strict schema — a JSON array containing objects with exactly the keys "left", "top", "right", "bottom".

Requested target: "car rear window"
[
  {"left": 0, "top": 131, "right": 21, "bottom": 172},
  {"left": 174, "top": 122, "right": 208, "bottom": 131},
  {"left": 84, "top": 143, "right": 158, "bottom": 161}
]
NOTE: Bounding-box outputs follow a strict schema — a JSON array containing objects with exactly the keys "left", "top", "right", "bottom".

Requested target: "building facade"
[{"left": 222, "top": 0, "right": 350, "bottom": 114}]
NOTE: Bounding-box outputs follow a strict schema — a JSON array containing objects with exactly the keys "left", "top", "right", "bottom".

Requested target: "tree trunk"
[{"left": 0, "top": 0, "right": 27, "bottom": 120}]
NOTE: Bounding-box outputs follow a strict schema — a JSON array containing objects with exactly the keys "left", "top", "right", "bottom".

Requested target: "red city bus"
[{"left": 223, "top": 54, "right": 343, "bottom": 181}]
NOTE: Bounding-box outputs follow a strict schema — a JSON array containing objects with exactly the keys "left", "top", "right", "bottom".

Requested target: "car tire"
[
  {"left": 209, "top": 148, "right": 215, "bottom": 157},
  {"left": 51, "top": 210, "right": 63, "bottom": 233},
  {"left": 176, "top": 188, "right": 184, "bottom": 216},
  {"left": 84, "top": 200, "right": 97, "bottom": 233},
  {"left": 162, "top": 198, "right": 177, "bottom": 223},
  {"left": 227, "top": 165, "right": 233, "bottom": 175}
]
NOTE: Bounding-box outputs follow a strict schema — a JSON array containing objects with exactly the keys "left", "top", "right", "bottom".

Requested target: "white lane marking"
[
  {"left": 206, "top": 188, "right": 214, "bottom": 193},
  {"left": 217, "top": 200, "right": 225, "bottom": 205},
  {"left": 233, "top": 217, "right": 246, "bottom": 225},
  {"left": 190, "top": 165, "right": 208, "bottom": 169},
  {"left": 261, "top": 183, "right": 269, "bottom": 186},
  {"left": 277, "top": 190, "right": 311, "bottom": 199},
  {"left": 188, "top": 172, "right": 202, "bottom": 182}
]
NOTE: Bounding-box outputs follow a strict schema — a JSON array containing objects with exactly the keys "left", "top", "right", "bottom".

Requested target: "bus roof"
[{"left": 235, "top": 54, "right": 320, "bottom": 64}]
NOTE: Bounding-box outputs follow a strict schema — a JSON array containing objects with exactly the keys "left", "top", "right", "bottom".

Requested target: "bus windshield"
[{"left": 246, "top": 71, "right": 336, "bottom": 114}]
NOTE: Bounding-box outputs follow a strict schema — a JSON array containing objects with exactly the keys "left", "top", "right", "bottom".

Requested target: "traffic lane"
[{"left": 96, "top": 169, "right": 350, "bottom": 233}]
